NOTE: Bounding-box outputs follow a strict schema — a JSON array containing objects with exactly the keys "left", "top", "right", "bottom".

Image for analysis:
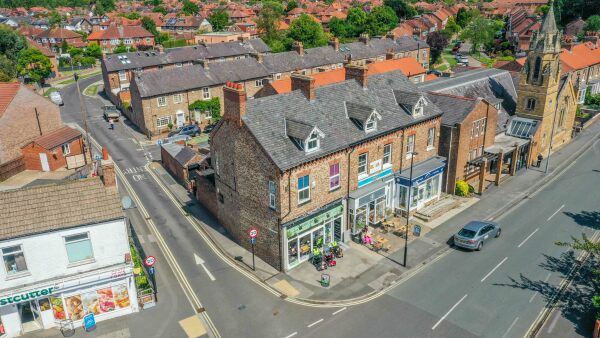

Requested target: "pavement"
[{"left": 45, "top": 75, "right": 600, "bottom": 338}]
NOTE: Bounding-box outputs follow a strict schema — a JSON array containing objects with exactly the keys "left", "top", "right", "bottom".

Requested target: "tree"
[
  {"left": 584, "top": 15, "right": 600, "bottom": 32},
  {"left": 444, "top": 16, "right": 461, "bottom": 35},
  {"left": 456, "top": 7, "right": 479, "bottom": 28},
  {"left": 85, "top": 42, "right": 103, "bottom": 58},
  {"left": 535, "top": 5, "right": 549, "bottom": 15},
  {"left": 142, "top": 16, "right": 164, "bottom": 44},
  {"left": 209, "top": 10, "right": 230, "bottom": 31},
  {"left": 61, "top": 40, "right": 69, "bottom": 54},
  {"left": 113, "top": 43, "right": 136, "bottom": 54},
  {"left": 383, "top": 0, "right": 416, "bottom": 20},
  {"left": 48, "top": 11, "right": 65, "bottom": 27},
  {"left": 16, "top": 48, "right": 52, "bottom": 84},
  {"left": 182, "top": 0, "right": 199, "bottom": 16},
  {"left": 124, "top": 12, "right": 141, "bottom": 20},
  {"left": 286, "top": 0, "right": 298, "bottom": 12},
  {"left": 0, "top": 27, "right": 27, "bottom": 63},
  {"left": 153, "top": 5, "right": 167, "bottom": 15},
  {"left": 67, "top": 46, "right": 83, "bottom": 57},
  {"left": 189, "top": 98, "right": 221, "bottom": 122},
  {"left": 0, "top": 55, "right": 15, "bottom": 81},
  {"left": 460, "top": 17, "right": 503, "bottom": 53},
  {"left": 257, "top": 2, "right": 285, "bottom": 49},
  {"left": 288, "top": 14, "right": 327, "bottom": 48},
  {"left": 427, "top": 31, "right": 450, "bottom": 64},
  {"left": 346, "top": 7, "right": 368, "bottom": 36},
  {"left": 365, "top": 6, "right": 398, "bottom": 37}
]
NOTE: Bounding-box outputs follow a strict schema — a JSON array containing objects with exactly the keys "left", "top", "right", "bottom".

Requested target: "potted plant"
[{"left": 167, "top": 122, "right": 174, "bottom": 131}]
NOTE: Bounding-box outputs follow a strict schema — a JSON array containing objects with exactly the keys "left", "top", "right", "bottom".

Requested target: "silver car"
[
  {"left": 49, "top": 91, "right": 63, "bottom": 105},
  {"left": 453, "top": 221, "right": 501, "bottom": 251}
]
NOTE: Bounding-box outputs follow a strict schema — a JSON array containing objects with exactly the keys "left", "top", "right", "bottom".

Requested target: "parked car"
[
  {"left": 102, "top": 105, "right": 120, "bottom": 121},
  {"left": 203, "top": 124, "right": 216, "bottom": 134},
  {"left": 427, "top": 70, "right": 443, "bottom": 77},
  {"left": 453, "top": 221, "right": 501, "bottom": 251},
  {"left": 454, "top": 53, "right": 463, "bottom": 59},
  {"left": 49, "top": 91, "right": 63, "bottom": 106},
  {"left": 458, "top": 57, "right": 469, "bottom": 65},
  {"left": 168, "top": 124, "right": 201, "bottom": 137}
]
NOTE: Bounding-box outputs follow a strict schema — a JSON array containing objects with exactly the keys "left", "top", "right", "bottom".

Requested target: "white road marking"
[
  {"left": 283, "top": 332, "right": 297, "bottom": 338},
  {"left": 547, "top": 309, "right": 561, "bottom": 333},
  {"left": 501, "top": 317, "right": 519, "bottom": 338},
  {"left": 432, "top": 294, "right": 468, "bottom": 330},
  {"left": 518, "top": 228, "right": 539, "bottom": 248},
  {"left": 547, "top": 204, "right": 565, "bottom": 221},
  {"left": 194, "top": 253, "right": 216, "bottom": 281},
  {"left": 332, "top": 307, "right": 347, "bottom": 315},
  {"left": 481, "top": 257, "right": 508, "bottom": 282},
  {"left": 307, "top": 318, "right": 323, "bottom": 328},
  {"left": 529, "top": 273, "right": 552, "bottom": 303}
]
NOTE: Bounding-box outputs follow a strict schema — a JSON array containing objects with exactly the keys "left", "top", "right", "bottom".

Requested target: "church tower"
[{"left": 516, "top": 1, "right": 569, "bottom": 157}]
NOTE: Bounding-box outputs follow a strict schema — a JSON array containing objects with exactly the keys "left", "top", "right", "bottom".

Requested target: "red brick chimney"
[
  {"left": 345, "top": 64, "right": 369, "bottom": 88},
  {"left": 292, "top": 41, "right": 304, "bottom": 55},
  {"left": 223, "top": 81, "right": 247, "bottom": 127},
  {"left": 385, "top": 48, "right": 395, "bottom": 60},
  {"left": 328, "top": 37, "right": 340, "bottom": 51},
  {"left": 359, "top": 33, "right": 369, "bottom": 44},
  {"left": 291, "top": 73, "right": 316, "bottom": 101},
  {"left": 99, "top": 149, "right": 116, "bottom": 188}
]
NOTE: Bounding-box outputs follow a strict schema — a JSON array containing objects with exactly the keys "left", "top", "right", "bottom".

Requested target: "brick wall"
[
  {"left": 21, "top": 137, "right": 84, "bottom": 171},
  {"left": 0, "top": 156, "right": 25, "bottom": 181},
  {"left": 161, "top": 146, "right": 188, "bottom": 188},
  {"left": 195, "top": 175, "right": 218, "bottom": 217}
]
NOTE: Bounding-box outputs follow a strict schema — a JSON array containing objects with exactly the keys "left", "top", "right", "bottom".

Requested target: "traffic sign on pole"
[
  {"left": 248, "top": 227, "right": 259, "bottom": 239},
  {"left": 144, "top": 256, "right": 156, "bottom": 267}
]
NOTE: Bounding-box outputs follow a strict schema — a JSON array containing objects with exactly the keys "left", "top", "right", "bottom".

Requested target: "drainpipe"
[{"left": 346, "top": 147, "right": 355, "bottom": 238}]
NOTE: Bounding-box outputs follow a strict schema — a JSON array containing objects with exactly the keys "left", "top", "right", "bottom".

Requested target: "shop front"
[
  {"left": 395, "top": 156, "right": 445, "bottom": 212},
  {"left": 348, "top": 176, "right": 395, "bottom": 235},
  {"left": 0, "top": 266, "right": 137, "bottom": 337},
  {"left": 284, "top": 202, "right": 344, "bottom": 271}
]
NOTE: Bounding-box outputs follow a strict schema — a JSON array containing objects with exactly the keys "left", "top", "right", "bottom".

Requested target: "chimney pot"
[
  {"left": 291, "top": 73, "right": 316, "bottom": 101},
  {"left": 292, "top": 41, "right": 304, "bottom": 55},
  {"left": 328, "top": 38, "right": 340, "bottom": 51},
  {"left": 223, "top": 81, "right": 247, "bottom": 127},
  {"left": 344, "top": 64, "right": 369, "bottom": 88}
]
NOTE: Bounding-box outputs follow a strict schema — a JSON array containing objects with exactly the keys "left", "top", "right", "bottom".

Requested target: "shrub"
[
  {"left": 455, "top": 180, "right": 470, "bottom": 196},
  {"left": 468, "top": 184, "right": 475, "bottom": 194}
]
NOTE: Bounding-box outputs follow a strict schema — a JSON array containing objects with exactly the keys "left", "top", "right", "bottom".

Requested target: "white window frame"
[
  {"left": 427, "top": 127, "right": 435, "bottom": 150},
  {"left": 156, "top": 116, "right": 171, "bottom": 128},
  {"left": 175, "top": 62, "right": 182, "bottom": 67},
  {"left": 358, "top": 153, "right": 368, "bottom": 176},
  {"left": 64, "top": 232, "right": 94, "bottom": 265},
  {"left": 2, "top": 245, "right": 28, "bottom": 275},
  {"left": 306, "top": 132, "right": 319, "bottom": 152},
  {"left": 118, "top": 70, "right": 127, "bottom": 81},
  {"left": 157, "top": 96, "right": 167, "bottom": 107},
  {"left": 62, "top": 143, "right": 71, "bottom": 155},
  {"left": 413, "top": 101, "right": 424, "bottom": 116},
  {"left": 383, "top": 144, "right": 392, "bottom": 165},
  {"left": 365, "top": 117, "right": 376, "bottom": 132},
  {"left": 297, "top": 175, "right": 310, "bottom": 204},
  {"left": 406, "top": 134, "right": 415, "bottom": 156},
  {"left": 255, "top": 79, "right": 264, "bottom": 87},
  {"left": 173, "top": 93, "right": 183, "bottom": 104},
  {"left": 329, "top": 162, "right": 340, "bottom": 190},
  {"left": 268, "top": 181, "right": 276, "bottom": 210},
  {"left": 124, "top": 38, "right": 132, "bottom": 45},
  {"left": 202, "top": 87, "right": 210, "bottom": 100},
  {"left": 275, "top": 73, "right": 282, "bottom": 80}
]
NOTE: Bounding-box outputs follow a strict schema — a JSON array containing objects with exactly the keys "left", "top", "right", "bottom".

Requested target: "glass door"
[
  {"left": 333, "top": 217, "right": 342, "bottom": 242},
  {"left": 298, "top": 233, "right": 311, "bottom": 262},
  {"left": 288, "top": 238, "right": 299, "bottom": 268},
  {"left": 368, "top": 201, "right": 376, "bottom": 225}
]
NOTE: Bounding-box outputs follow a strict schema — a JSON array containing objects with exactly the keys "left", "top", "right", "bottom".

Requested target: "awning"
[
  {"left": 485, "top": 133, "right": 530, "bottom": 154},
  {"left": 395, "top": 155, "right": 446, "bottom": 186},
  {"left": 468, "top": 152, "right": 499, "bottom": 166}
]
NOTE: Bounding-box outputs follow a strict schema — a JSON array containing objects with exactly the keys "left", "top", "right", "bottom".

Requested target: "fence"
[{"left": 0, "top": 156, "right": 25, "bottom": 182}]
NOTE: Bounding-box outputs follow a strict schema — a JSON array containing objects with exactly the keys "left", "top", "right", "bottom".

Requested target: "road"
[{"left": 56, "top": 76, "right": 599, "bottom": 338}]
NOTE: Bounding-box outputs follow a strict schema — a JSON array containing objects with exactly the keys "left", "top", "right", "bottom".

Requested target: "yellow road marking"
[{"left": 179, "top": 315, "right": 208, "bottom": 338}]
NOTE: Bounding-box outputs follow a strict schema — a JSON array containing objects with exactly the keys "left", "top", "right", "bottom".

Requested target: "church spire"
[{"left": 540, "top": 0, "right": 558, "bottom": 34}]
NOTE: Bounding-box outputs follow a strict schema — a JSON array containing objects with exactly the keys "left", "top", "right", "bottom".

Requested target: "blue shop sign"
[
  {"left": 395, "top": 165, "right": 444, "bottom": 186},
  {"left": 83, "top": 313, "right": 96, "bottom": 332},
  {"left": 358, "top": 167, "right": 393, "bottom": 188}
]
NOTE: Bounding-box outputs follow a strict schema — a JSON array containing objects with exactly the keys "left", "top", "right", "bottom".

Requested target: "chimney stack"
[
  {"left": 292, "top": 41, "right": 304, "bottom": 55},
  {"left": 99, "top": 150, "right": 116, "bottom": 188},
  {"left": 385, "top": 48, "right": 395, "bottom": 60},
  {"left": 252, "top": 52, "right": 263, "bottom": 63},
  {"left": 345, "top": 64, "right": 369, "bottom": 88},
  {"left": 223, "top": 81, "right": 247, "bottom": 127},
  {"left": 291, "top": 73, "right": 316, "bottom": 101},
  {"left": 328, "top": 37, "right": 340, "bottom": 51},
  {"left": 359, "top": 33, "right": 369, "bottom": 44},
  {"left": 385, "top": 32, "right": 395, "bottom": 40}
]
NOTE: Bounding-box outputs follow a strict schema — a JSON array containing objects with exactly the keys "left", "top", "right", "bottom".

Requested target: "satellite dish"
[{"left": 121, "top": 196, "right": 133, "bottom": 209}]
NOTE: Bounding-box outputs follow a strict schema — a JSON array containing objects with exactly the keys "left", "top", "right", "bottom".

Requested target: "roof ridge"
[{"left": 427, "top": 91, "right": 477, "bottom": 101}]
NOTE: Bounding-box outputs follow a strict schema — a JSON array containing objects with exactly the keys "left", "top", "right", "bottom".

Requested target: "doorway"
[
  {"left": 39, "top": 153, "right": 50, "bottom": 172},
  {"left": 176, "top": 111, "right": 185, "bottom": 128},
  {"left": 18, "top": 301, "right": 41, "bottom": 333}
]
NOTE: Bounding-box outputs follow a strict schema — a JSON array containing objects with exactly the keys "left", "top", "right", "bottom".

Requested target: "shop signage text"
[
  {"left": 0, "top": 287, "right": 55, "bottom": 305},
  {"left": 286, "top": 205, "right": 344, "bottom": 238},
  {"left": 358, "top": 167, "right": 393, "bottom": 188},
  {"left": 396, "top": 166, "right": 444, "bottom": 186}
]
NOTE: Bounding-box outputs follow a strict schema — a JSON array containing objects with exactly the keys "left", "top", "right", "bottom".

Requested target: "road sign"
[
  {"left": 148, "top": 266, "right": 155, "bottom": 275},
  {"left": 248, "top": 227, "right": 259, "bottom": 239},
  {"left": 413, "top": 224, "right": 422, "bottom": 237},
  {"left": 83, "top": 313, "right": 96, "bottom": 332},
  {"left": 250, "top": 238, "right": 256, "bottom": 245},
  {"left": 144, "top": 256, "right": 156, "bottom": 267}
]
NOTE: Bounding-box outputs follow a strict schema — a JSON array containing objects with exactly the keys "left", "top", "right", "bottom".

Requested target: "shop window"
[
  {"left": 383, "top": 144, "right": 392, "bottom": 165},
  {"left": 358, "top": 153, "right": 368, "bottom": 176},
  {"left": 2, "top": 245, "right": 28, "bottom": 275},
  {"left": 268, "top": 181, "right": 276, "bottom": 209},
  {"left": 297, "top": 175, "right": 310, "bottom": 204},
  {"left": 64, "top": 233, "right": 94, "bottom": 264},
  {"left": 329, "top": 163, "right": 340, "bottom": 190}
]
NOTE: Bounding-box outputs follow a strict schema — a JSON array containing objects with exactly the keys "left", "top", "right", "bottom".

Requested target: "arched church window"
[
  {"left": 533, "top": 57, "right": 542, "bottom": 82},
  {"left": 527, "top": 98, "right": 536, "bottom": 111}
]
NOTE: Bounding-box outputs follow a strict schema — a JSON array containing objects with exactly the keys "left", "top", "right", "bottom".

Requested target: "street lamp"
[
  {"left": 403, "top": 151, "right": 418, "bottom": 268},
  {"left": 544, "top": 108, "right": 559, "bottom": 174},
  {"left": 74, "top": 73, "right": 93, "bottom": 163}
]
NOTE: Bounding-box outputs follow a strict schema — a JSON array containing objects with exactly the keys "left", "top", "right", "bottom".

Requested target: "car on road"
[
  {"left": 203, "top": 124, "right": 216, "bottom": 134},
  {"left": 49, "top": 91, "right": 63, "bottom": 106},
  {"left": 453, "top": 221, "right": 501, "bottom": 251},
  {"left": 457, "top": 57, "right": 469, "bottom": 65},
  {"left": 168, "top": 124, "right": 201, "bottom": 138},
  {"left": 102, "top": 105, "right": 120, "bottom": 122}
]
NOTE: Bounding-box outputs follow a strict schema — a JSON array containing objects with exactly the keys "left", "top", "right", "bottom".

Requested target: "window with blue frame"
[{"left": 297, "top": 175, "right": 310, "bottom": 204}]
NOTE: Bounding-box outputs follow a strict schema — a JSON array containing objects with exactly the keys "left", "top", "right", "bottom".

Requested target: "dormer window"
[
  {"left": 365, "top": 117, "right": 376, "bottom": 132},
  {"left": 393, "top": 90, "right": 428, "bottom": 117},
  {"left": 285, "top": 118, "right": 324, "bottom": 154},
  {"left": 345, "top": 101, "right": 381, "bottom": 133},
  {"left": 413, "top": 99, "right": 425, "bottom": 116},
  {"left": 306, "top": 131, "right": 319, "bottom": 152}
]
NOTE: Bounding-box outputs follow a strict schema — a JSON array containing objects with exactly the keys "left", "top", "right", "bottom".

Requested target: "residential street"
[{"left": 56, "top": 76, "right": 600, "bottom": 338}]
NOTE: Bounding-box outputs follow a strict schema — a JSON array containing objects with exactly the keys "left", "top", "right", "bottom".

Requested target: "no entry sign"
[
  {"left": 248, "top": 227, "right": 259, "bottom": 239},
  {"left": 144, "top": 256, "right": 156, "bottom": 267}
]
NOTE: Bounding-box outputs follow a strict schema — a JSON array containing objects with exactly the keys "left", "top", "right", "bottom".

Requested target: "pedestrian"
[
  {"left": 109, "top": 118, "right": 114, "bottom": 130},
  {"left": 536, "top": 154, "right": 543, "bottom": 167}
]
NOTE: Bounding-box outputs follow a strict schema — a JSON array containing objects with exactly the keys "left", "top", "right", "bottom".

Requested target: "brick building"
[
  {"left": 161, "top": 142, "right": 205, "bottom": 190},
  {"left": 87, "top": 25, "right": 155, "bottom": 54},
  {"left": 21, "top": 126, "right": 84, "bottom": 172},
  {"left": 209, "top": 68, "right": 444, "bottom": 271}
]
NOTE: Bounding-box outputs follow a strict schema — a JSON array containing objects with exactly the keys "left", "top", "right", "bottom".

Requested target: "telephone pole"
[{"left": 74, "top": 73, "right": 94, "bottom": 164}]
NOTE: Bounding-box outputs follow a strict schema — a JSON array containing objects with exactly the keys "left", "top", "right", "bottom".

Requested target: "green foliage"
[
  {"left": 444, "top": 16, "right": 461, "bottom": 35},
  {"left": 209, "top": 10, "right": 230, "bottom": 31},
  {"left": 182, "top": 0, "right": 199, "bottom": 15},
  {"left": 129, "top": 243, "right": 150, "bottom": 290},
  {"left": 153, "top": 5, "right": 167, "bottom": 15},
  {"left": 142, "top": 16, "right": 165, "bottom": 44},
  {"left": 535, "top": 5, "right": 549, "bottom": 15},
  {"left": 113, "top": 43, "right": 136, "bottom": 54},
  {"left": 365, "top": 6, "right": 398, "bottom": 37},
  {"left": 0, "top": 27, "right": 27, "bottom": 63},
  {"left": 593, "top": 295, "right": 600, "bottom": 319},
  {"left": 427, "top": 31, "right": 450, "bottom": 64},
  {"left": 330, "top": 7, "right": 368, "bottom": 39},
  {"left": 584, "top": 15, "right": 600, "bottom": 32},
  {"left": 48, "top": 10, "right": 66, "bottom": 27},
  {"left": 167, "top": 122, "right": 174, "bottom": 130},
  {"left": 162, "top": 39, "right": 188, "bottom": 48},
  {"left": 0, "top": 55, "right": 15, "bottom": 81},
  {"left": 189, "top": 98, "right": 221, "bottom": 122},
  {"left": 468, "top": 184, "right": 475, "bottom": 194},
  {"left": 286, "top": 0, "right": 298, "bottom": 12},
  {"left": 16, "top": 48, "right": 52, "bottom": 83},
  {"left": 585, "top": 92, "right": 600, "bottom": 108},
  {"left": 257, "top": 1, "right": 284, "bottom": 45},
  {"left": 383, "top": 0, "right": 417, "bottom": 20},
  {"left": 122, "top": 12, "right": 141, "bottom": 20},
  {"left": 554, "top": 0, "right": 600, "bottom": 27},
  {"left": 288, "top": 13, "right": 327, "bottom": 48},
  {"left": 459, "top": 17, "right": 503, "bottom": 53},
  {"left": 85, "top": 42, "right": 102, "bottom": 58},
  {"left": 455, "top": 180, "right": 470, "bottom": 197},
  {"left": 456, "top": 7, "right": 479, "bottom": 28}
]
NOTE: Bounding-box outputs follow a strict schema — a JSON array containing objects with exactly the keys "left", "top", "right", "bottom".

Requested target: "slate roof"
[
  {"left": 394, "top": 89, "right": 424, "bottom": 109},
  {"left": 133, "top": 58, "right": 270, "bottom": 97},
  {"left": 345, "top": 101, "right": 375, "bottom": 122},
  {"left": 102, "top": 38, "right": 271, "bottom": 72},
  {"left": 261, "top": 45, "right": 345, "bottom": 74},
  {"left": 162, "top": 143, "right": 201, "bottom": 166},
  {"left": 242, "top": 72, "right": 443, "bottom": 171},
  {"left": 339, "top": 36, "right": 429, "bottom": 60},
  {"left": 0, "top": 178, "right": 123, "bottom": 241},
  {"left": 285, "top": 118, "right": 315, "bottom": 140},
  {"left": 426, "top": 92, "right": 479, "bottom": 126},
  {"left": 32, "top": 126, "right": 81, "bottom": 150},
  {"left": 417, "top": 68, "right": 518, "bottom": 133}
]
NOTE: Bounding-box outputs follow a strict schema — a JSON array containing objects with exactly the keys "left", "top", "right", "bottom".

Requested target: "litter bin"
[{"left": 320, "top": 273, "right": 330, "bottom": 287}]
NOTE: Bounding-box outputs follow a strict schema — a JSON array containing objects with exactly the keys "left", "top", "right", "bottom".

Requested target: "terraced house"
[{"left": 209, "top": 67, "right": 444, "bottom": 271}]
